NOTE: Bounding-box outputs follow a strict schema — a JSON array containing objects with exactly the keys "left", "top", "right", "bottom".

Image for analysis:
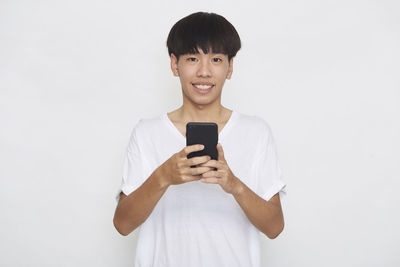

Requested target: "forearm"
[
  {"left": 113, "top": 167, "right": 169, "bottom": 236},
  {"left": 232, "top": 179, "right": 284, "bottom": 239}
]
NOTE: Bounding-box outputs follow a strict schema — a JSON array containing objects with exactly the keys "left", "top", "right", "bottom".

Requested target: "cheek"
[
  {"left": 178, "top": 69, "right": 194, "bottom": 83},
  {"left": 178, "top": 73, "right": 190, "bottom": 86},
  {"left": 216, "top": 65, "right": 230, "bottom": 76}
]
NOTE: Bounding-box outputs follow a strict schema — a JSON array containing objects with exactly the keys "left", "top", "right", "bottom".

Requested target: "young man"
[{"left": 113, "top": 12, "right": 287, "bottom": 267}]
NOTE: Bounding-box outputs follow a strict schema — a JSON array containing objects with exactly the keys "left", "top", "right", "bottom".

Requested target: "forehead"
[{"left": 183, "top": 48, "right": 227, "bottom": 56}]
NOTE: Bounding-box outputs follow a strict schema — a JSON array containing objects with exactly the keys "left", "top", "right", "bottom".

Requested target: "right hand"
[{"left": 158, "top": 144, "right": 213, "bottom": 186}]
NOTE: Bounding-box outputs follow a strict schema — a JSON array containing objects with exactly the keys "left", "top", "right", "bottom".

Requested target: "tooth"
[{"left": 195, "top": 84, "right": 212, "bottom": 90}]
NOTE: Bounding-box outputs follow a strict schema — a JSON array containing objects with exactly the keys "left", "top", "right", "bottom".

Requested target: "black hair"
[{"left": 166, "top": 12, "right": 241, "bottom": 61}]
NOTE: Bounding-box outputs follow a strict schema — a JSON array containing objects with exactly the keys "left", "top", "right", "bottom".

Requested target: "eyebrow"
[{"left": 184, "top": 52, "right": 226, "bottom": 56}]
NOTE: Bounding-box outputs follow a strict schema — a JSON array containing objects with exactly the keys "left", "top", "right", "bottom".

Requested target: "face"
[{"left": 170, "top": 48, "right": 234, "bottom": 105}]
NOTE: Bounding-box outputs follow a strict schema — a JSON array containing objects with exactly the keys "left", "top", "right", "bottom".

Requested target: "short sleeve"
[
  {"left": 254, "top": 123, "right": 287, "bottom": 201},
  {"left": 115, "top": 121, "right": 145, "bottom": 203}
]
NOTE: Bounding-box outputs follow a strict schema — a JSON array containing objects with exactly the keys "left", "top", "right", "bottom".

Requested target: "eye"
[
  {"left": 187, "top": 57, "right": 198, "bottom": 62},
  {"left": 212, "top": 57, "right": 222, "bottom": 63}
]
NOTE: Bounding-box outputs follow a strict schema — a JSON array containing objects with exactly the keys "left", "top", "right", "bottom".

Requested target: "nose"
[{"left": 196, "top": 60, "right": 212, "bottom": 77}]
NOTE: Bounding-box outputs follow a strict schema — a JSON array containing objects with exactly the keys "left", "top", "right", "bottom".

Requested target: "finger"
[
  {"left": 198, "top": 160, "right": 222, "bottom": 169},
  {"left": 186, "top": 155, "right": 211, "bottom": 167},
  {"left": 202, "top": 169, "right": 221, "bottom": 178},
  {"left": 180, "top": 144, "right": 204, "bottom": 157},
  {"left": 217, "top": 143, "right": 225, "bottom": 162},
  {"left": 192, "top": 166, "right": 215, "bottom": 176},
  {"left": 200, "top": 177, "right": 220, "bottom": 184},
  {"left": 183, "top": 174, "right": 203, "bottom": 182}
]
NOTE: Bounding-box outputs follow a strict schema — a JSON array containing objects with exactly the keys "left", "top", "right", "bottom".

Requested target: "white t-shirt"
[{"left": 115, "top": 110, "right": 287, "bottom": 267}]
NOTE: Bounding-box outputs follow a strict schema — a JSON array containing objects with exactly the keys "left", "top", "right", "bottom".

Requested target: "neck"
[{"left": 175, "top": 105, "right": 231, "bottom": 123}]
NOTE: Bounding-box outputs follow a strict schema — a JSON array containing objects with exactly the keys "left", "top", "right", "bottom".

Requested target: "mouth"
[{"left": 192, "top": 83, "right": 214, "bottom": 94}]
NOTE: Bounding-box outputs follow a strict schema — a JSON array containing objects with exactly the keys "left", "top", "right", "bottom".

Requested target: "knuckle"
[
  {"left": 201, "top": 166, "right": 210, "bottom": 174},
  {"left": 190, "top": 169, "right": 197, "bottom": 176},
  {"left": 174, "top": 161, "right": 180, "bottom": 169},
  {"left": 191, "top": 158, "right": 200, "bottom": 165},
  {"left": 196, "top": 167, "right": 205, "bottom": 175}
]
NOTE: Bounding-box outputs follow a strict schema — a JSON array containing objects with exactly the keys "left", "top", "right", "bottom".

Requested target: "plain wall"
[{"left": 0, "top": 0, "right": 399, "bottom": 266}]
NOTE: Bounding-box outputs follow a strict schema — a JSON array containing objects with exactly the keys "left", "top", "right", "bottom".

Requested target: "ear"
[
  {"left": 226, "top": 57, "right": 234, "bottom": 79},
  {"left": 170, "top": 53, "right": 179, "bottom": 77}
]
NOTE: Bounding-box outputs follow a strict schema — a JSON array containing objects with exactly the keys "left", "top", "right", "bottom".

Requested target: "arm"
[
  {"left": 199, "top": 143, "right": 285, "bottom": 239},
  {"left": 232, "top": 179, "right": 284, "bottom": 239},
  {"left": 113, "top": 144, "right": 212, "bottom": 236},
  {"left": 113, "top": 167, "right": 168, "bottom": 236}
]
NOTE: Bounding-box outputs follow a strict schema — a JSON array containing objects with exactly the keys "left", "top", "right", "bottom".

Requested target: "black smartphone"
[{"left": 186, "top": 122, "right": 218, "bottom": 170}]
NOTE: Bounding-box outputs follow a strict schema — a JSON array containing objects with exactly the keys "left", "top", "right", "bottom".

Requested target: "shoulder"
[
  {"left": 235, "top": 111, "right": 273, "bottom": 136},
  {"left": 126, "top": 114, "right": 169, "bottom": 149},
  {"left": 130, "top": 113, "right": 165, "bottom": 135}
]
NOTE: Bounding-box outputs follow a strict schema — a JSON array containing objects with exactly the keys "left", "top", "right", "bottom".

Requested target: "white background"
[{"left": 1, "top": 0, "right": 399, "bottom": 266}]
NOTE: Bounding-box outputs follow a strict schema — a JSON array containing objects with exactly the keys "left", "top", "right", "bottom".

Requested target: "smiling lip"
[
  {"left": 192, "top": 83, "right": 214, "bottom": 94},
  {"left": 192, "top": 82, "right": 214, "bottom": 86}
]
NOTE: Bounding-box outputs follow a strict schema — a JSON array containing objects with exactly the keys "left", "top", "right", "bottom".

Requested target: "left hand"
[{"left": 198, "top": 143, "right": 242, "bottom": 195}]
